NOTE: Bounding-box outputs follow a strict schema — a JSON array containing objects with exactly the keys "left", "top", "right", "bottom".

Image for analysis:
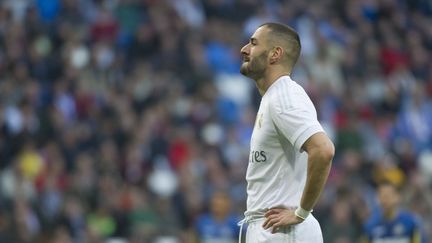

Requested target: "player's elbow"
[
  {"left": 323, "top": 141, "right": 335, "bottom": 162},
  {"left": 303, "top": 132, "right": 335, "bottom": 164},
  {"left": 314, "top": 140, "right": 335, "bottom": 164}
]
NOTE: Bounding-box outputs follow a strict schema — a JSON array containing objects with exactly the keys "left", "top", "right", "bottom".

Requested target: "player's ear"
[{"left": 269, "top": 46, "right": 283, "bottom": 64}]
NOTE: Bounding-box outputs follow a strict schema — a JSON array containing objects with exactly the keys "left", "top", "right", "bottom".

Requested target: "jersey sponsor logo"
[
  {"left": 249, "top": 150, "right": 267, "bottom": 163},
  {"left": 393, "top": 223, "right": 405, "bottom": 236}
]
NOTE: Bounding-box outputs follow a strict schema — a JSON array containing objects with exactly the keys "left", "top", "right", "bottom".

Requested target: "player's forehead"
[
  {"left": 378, "top": 184, "right": 398, "bottom": 194},
  {"left": 251, "top": 26, "right": 271, "bottom": 43}
]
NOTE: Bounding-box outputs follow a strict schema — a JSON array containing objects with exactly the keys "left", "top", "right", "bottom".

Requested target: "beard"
[{"left": 240, "top": 51, "right": 268, "bottom": 80}]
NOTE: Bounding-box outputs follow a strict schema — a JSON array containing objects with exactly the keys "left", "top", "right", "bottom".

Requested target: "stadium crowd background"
[{"left": 0, "top": 0, "right": 431, "bottom": 242}]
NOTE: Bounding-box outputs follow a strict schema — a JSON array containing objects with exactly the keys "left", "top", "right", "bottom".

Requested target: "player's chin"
[{"left": 240, "top": 63, "right": 249, "bottom": 76}]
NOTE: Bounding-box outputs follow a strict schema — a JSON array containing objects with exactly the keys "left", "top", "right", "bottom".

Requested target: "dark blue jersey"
[
  {"left": 363, "top": 210, "right": 425, "bottom": 243},
  {"left": 195, "top": 213, "right": 240, "bottom": 243}
]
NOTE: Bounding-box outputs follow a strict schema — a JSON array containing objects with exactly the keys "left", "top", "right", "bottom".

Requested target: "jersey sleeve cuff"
[{"left": 293, "top": 123, "right": 324, "bottom": 152}]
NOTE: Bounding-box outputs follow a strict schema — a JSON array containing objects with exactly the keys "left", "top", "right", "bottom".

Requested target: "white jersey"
[{"left": 245, "top": 76, "right": 324, "bottom": 215}]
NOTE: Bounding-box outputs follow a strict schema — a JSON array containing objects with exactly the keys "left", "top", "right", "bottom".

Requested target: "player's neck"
[
  {"left": 383, "top": 208, "right": 398, "bottom": 220},
  {"left": 255, "top": 68, "right": 292, "bottom": 96},
  {"left": 213, "top": 213, "right": 228, "bottom": 222}
]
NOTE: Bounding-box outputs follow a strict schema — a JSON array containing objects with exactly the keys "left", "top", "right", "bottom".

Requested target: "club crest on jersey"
[{"left": 255, "top": 113, "right": 263, "bottom": 129}]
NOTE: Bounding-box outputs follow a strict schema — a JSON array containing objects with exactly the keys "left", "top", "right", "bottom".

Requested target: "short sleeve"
[{"left": 269, "top": 90, "right": 323, "bottom": 152}]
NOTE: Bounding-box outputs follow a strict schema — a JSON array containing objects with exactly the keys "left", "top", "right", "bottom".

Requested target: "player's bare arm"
[
  {"left": 263, "top": 132, "right": 334, "bottom": 232},
  {"left": 299, "top": 132, "right": 334, "bottom": 211}
]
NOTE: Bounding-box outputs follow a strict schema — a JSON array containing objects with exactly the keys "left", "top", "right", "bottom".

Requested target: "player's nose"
[{"left": 240, "top": 43, "right": 250, "bottom": 55}]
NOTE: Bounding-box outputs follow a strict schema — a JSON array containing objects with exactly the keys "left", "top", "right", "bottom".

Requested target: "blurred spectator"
[
  {"left": 0, "top": 209, "right": 16, "bottom": 242},
  {"left": 87, "top": 203, "right": 117, "bottom": 240},
  {"left": 59, "top": 196, "right": 87, "bottom": 242},
  {"left": 362, "top": 182, "right": 427, "bottom": 242},
  {"left": 14, "top": 198, "right": 41, "bottom": 242},
  {"left": 195, "top": 191, "right": 240, "bottom": 243},
  {"left": 322, "top": 199, "right": 359, "bottom": 243}
]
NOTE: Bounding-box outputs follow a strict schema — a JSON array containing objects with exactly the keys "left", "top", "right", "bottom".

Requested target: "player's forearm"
[{"left": 300, "top": 146, "right": 333, "bottom": 211}]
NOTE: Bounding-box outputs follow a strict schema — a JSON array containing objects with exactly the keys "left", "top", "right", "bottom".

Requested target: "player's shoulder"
[
  {"left": 364, "top": 212, "right": 382, "bottom": 230},
  {"left": 267, "top": 76, "right": 304, "bottom": 95},
  {"left": 195, "top": 213, "right": 213, "bottom": 225},
  {"left": 266, "top": 76, "right": 307, "bottom": 108},
  {"left": 397, "top": 210, "right": 421, "bottom": 225}
]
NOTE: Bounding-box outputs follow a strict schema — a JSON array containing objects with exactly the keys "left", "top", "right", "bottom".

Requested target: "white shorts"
[{"left": 244, "top": 215, "right": 323, "bottom": 243}]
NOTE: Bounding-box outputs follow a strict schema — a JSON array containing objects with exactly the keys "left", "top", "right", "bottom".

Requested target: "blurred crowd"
[{"left": 0, "top": 0, "right": 431, "bottom": 242}]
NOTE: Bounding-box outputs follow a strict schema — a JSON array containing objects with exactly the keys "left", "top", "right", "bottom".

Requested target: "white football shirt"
[{"left": 245, "top": 75, "right": 324, "bottom": 215}]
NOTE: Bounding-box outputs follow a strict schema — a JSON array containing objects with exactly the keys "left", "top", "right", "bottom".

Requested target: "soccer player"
[
  {"left": 195, "top": 191, "right": 240, "bottom": 243},
  {"left": 363, "top": 182, "right": 426, "bottom": 243},
  {"left": 238, "top": 22, "right": 334, "bottom": 242}
]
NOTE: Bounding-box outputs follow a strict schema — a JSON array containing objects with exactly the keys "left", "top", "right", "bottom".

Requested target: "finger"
[
  {"left": 272, "top": 221, "right": 289, "bottom": 234},
  {"left": 262, "top": 218, "right": 270, "bottom": 228},
  {"left": 271, "top": 220, "right": 283, "bottom": 234},
  {"left": 263, "top": 217, "right": 280, "bottom": 229},
  {"left": 262, "top": 218, "right": 271, "bottom": 229},
  {"left": 264, "top": 208, "right": 283, "bottom": 217},
  {"left": 265, "top": 218, "right": 278, "bottom": 229},
  {"left": 272, "top": 221, "right": 284, "bottom": 227},
  {"left": 264, "top": 210, "right": 277, "bottom": 217},
  {"left": 262, "top": 215, "right": 276, "bottom": 228}
]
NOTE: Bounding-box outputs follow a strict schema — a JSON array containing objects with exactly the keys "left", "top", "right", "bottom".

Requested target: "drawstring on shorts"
[{"left": 237, "top": 215, "right": 262, "bottom": 243}]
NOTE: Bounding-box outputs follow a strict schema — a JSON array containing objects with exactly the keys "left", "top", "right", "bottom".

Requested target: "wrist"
[{"left": 294, "top": 206, "right": 313, "bottom": 220}]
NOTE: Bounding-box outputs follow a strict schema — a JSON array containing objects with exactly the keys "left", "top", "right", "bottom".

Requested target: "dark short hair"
[{"left": 259, "top": 22, "right": 301, "bottom": 66}]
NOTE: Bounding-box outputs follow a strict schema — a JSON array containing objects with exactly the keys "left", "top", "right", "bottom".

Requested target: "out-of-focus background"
[{"left": 0, "top": 0, "right": 431, "bottom": 243}]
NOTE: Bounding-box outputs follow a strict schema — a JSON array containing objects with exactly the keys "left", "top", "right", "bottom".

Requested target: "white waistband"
[{"left": 238, "top": 210, "right": 266, "bottom": 226}]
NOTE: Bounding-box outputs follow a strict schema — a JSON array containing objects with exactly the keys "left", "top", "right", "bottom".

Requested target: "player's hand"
[{"left": 262, "top": 207, "right": 304, "bottom": 233}]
